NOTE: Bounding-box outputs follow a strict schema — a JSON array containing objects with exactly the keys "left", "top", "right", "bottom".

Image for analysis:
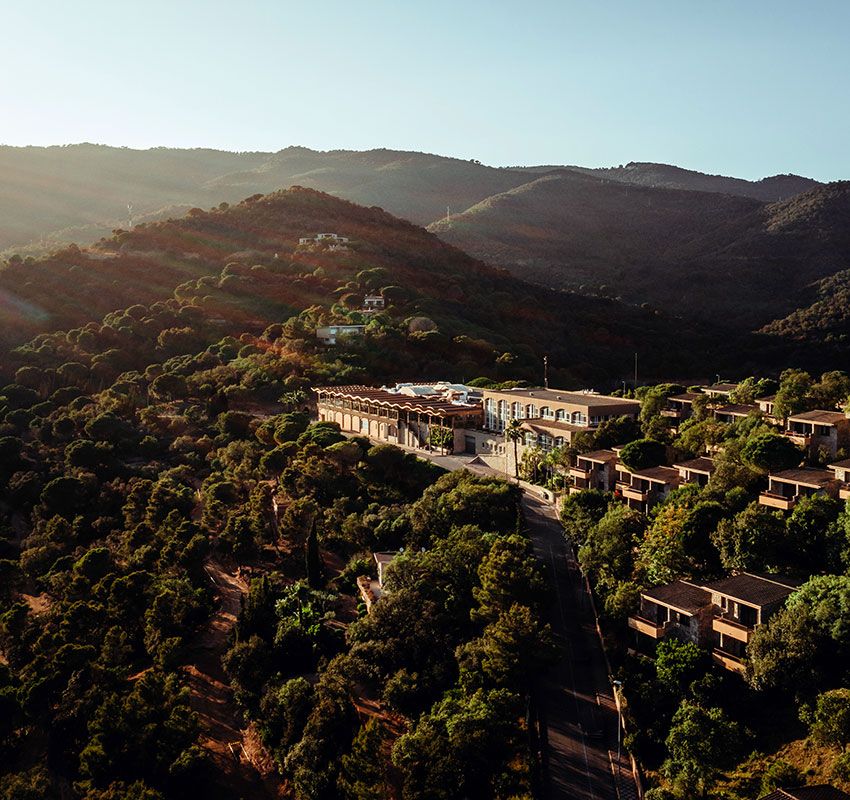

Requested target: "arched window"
[
  {"left": 556, "top": 409, "right": 567, "bottom": 421},
  {"left": 540, "top": 406, "right": 553, "bottom": 420},
  {"left": 540, "top": 433, "right": 553, "bottom": 450},
  {"left": 526, "top": 403, "right": 538, "bottom": 419},
  {"left": 511, "top": 402, "right": 523, "bottom": 420},
  {"left": 524, "top": 431, "right": 536, "bottom": 447},
  {"left": 555, "top": 436, "right": 565, "bottom": 447}
]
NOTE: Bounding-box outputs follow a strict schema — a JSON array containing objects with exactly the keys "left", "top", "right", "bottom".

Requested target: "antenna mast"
[
  {"left": 544, "top": 355, "right": 549, "bottom": 389},
  {"left": 446, "top": 205, "right": 450, "bottom": 224}
]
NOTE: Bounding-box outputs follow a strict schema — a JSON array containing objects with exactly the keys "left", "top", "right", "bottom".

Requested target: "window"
[
  {"left": 540, "top": 406, "right": 553, "bottom": 420},
  {"left": 555, "top": 409, "right": 566, "bottom": 421},
  {"left": 555, "top": 436, "right": 565, "bottom": 447},
  {"left": 526, "top": 403, "right": 537, "bottom": 418},
  {"left": 511, "top": 402, "right": 523, "bottom": 420}
]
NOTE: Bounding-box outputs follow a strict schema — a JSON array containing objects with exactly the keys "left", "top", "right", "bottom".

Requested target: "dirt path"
[{"left": 183, "top": 558, "right": 287, "bottom": 799}]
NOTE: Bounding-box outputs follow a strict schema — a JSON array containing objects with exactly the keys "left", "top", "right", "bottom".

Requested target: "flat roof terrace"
[{"left": 314, "top": 385, "right": 481, "bottom": 417}]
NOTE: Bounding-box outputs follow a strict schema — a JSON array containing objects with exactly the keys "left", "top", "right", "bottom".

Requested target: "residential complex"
[{"left": 628, "top": 573, "right": 801, "bottom": 674}]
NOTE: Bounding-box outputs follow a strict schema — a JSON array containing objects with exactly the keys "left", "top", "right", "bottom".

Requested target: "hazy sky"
[{"left": 2, "top": 0, "right": 848, "bottom": 180}]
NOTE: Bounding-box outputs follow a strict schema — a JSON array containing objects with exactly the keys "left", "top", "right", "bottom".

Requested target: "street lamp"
[{"left": 612, "top": 679, "right": 623, "bottom": 780}]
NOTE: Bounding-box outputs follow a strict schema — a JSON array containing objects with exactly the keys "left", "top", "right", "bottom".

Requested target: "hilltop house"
[
  {"left": 315, "top": 324, "right": 366, "bottom": 345},
  {"left": 357, "top": 551, "right": 399, "bottom": 611},
  {"left": 299, "top": 232, "right": 350, "bottom": 245},
  {"left": 629, "top": 572, "right": 801, "bottom": 674},
  {"left": 362, "top": 295, "right": 385, "bottom": 311}
]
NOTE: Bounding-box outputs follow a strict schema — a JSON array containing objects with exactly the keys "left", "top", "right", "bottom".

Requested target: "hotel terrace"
[
  {"left": 314, "top": 385, "right": 483, "bottom": 452},
  {"left": 629, "top": 573, "right": 801, "bottom": 674}
]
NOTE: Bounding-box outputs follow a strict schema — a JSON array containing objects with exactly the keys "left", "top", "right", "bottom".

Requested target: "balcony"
[
  {"left": 570, "top": 466, "right": 591, "bottom": 480},
  {"left": 784, "top": 430, "right": 812, "bottom": 447},
  {"left": 712, "top": 615, "right": 753, "bottom": 644},
  {"left": 617, "top": 482, "right": 649, "bottom": 502},
  {"left": 840, "top": 484, "right": 850, "bottom": 501},
  {"left": 759, "top": 491, "right": 797, "bottom": 511},
  {"left": 628, "top": 615, "right": 668, "bottom": 639},
  {"left": 661, "top": 408, "right": 684, "bottom": 419},
  {"left": 712, "top": 648, "right": 746, "bottom": 675}
]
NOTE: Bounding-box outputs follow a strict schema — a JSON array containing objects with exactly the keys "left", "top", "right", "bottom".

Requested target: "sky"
[{"left": 1, "top": 0, "right": 848, "bottom": 181}]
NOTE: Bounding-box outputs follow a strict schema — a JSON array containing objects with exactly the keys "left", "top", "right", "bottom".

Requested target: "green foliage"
[
  {"left": 741, "top": 431, "right": 803, "bottom": 472},
  {"left": 619, "top": 438, "right": 666, "bottom": 471},
  {"left": 806, "top": 687, "right": 850, "bottom": 750},
  {"left": 662, "top": 700, "right": 742, "bottom": 797}
]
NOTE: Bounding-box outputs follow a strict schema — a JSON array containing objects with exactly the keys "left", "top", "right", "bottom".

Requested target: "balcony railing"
[
  {"left": 617, "top": 482, "right": 649, "bottom": 502},
  {"left": 712, "top": 615, "right": 753, "bottom": 644},
  {"left": 839, "top": 484, "right": 850, "bottom": 501},
  {"left": 784, "top": 430, "right": 812, "bottom": 446},
  {"left": 759, "top": 491, "right": 797, "bottom": 511},
  {"left": 712, "top": 648, "right": 746, "bottom": 674},
  {"left": 660, "top": 408, "right": 684, "bottom": 419},
  {"left": 628, "top": 615, "right": 668, "bottom": 638},
  {"left": 570, "top": 466, "right": 591, "bottom": 480}
]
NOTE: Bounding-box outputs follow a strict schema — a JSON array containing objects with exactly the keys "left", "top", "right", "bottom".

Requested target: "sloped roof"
[
  {"left": 673, "top": 456, "right": 716, "bottom": 474},
  {"left": 788, "top": 410, "right": 847, "bottom": 425},
  {"left": 703, "top": 572, "right": 801, "bottom": 607},
  {"left": 577, "top": 449, "right": 618, "bottom": 463},
  {"left": 759, "top": 786, "right": 850, "bottom": 800},
  {"left": 642, "top": 581, "right": 711, "bottom": 614}
]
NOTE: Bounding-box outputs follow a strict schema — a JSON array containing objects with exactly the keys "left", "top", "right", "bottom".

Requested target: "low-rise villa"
[
  {"left": 759, "top": 467, "right": 839, "bottom": 511},
  {"left": 629, "top": 572, "right": 801, "bottom": 674}
]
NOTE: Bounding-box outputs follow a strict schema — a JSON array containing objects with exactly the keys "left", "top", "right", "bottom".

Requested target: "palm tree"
[{"left": 505, "top": 419, "right": 523, "bottom": 480}]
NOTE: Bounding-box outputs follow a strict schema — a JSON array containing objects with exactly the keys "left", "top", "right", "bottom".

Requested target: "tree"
[
  {"left": 338, "top": 718, "right": 391, "bottom": 799},
  {"left": 806, "top": 688, "right": 850, "bottom": 751},
  {"left": 741, "top": 431, "right": 803, "bottom": 472},
  {"left": 663, "top": 700, "right": 742, "bottom": 798},
  {"left": 473, "top": 535, "right": 545, "bottom": 622},
  {"left": 504, "top": 419, "right": 523, "bottom": 480},
  {"left": 655, "top": 639, "right": 704, "bottom": 693},
  {"left": 306, "top": 516, "right": 323, "bottom": 589},
  {"left": 619, "top": 439, "right": 666, "bottom": 471},
  {"left": 711, "top": 502, "right": 786, "bottom": 571},
  {"left": 773, "top": 369, "right": 813, "bottom": 419}
]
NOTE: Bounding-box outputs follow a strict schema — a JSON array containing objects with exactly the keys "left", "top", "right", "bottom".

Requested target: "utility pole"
[
  {"left": 544, "top": 355, "right": 549, "bottom": 389},
  {"left": 446, "top": 205, "right": 451, "bottom": 224}
]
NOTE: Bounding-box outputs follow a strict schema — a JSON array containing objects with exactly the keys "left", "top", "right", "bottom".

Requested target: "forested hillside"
[
  {"left": 0, "top": 190, "right": 571, "bottom": 798},
  {"left": 0, "top": 186, "right": 721, "bottom": 386},
  {"left": 431, "top": 175, "right": 850, "bottom": 337}
]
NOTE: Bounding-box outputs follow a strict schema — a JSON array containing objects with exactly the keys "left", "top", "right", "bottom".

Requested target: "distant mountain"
[
  {"left": 430, "top": 174, "right": 850, "bottom": 334},
  {"left": 565, "top": 162, "right": 820, "bottom": 202},
  {"left": 0, "top": 144, "right": 822, "bottom": 255}
]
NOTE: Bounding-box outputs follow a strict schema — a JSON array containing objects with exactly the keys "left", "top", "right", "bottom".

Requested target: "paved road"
[{"left": 403, "top": 449, "right": 634, "bottom": 799}]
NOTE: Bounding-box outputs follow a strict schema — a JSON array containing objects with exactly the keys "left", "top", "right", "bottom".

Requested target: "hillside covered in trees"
[
  {"left": 0, "top": 186, "right": 727, "bottom": 387},
  {"left": 430, "top": 175, "right": 850, "bottom": 340}
]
